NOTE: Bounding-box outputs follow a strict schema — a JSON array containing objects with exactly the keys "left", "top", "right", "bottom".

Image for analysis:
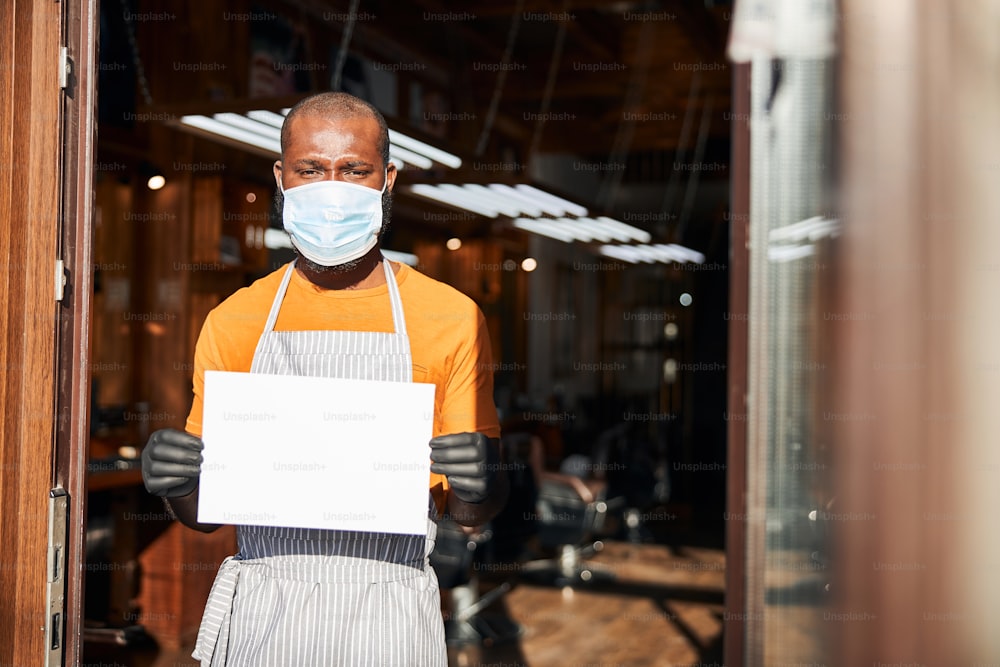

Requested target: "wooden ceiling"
[
  {"left": 107, "top": 0, "right": 733, "bottom": 239},
  {"left": 288, "top": 0, "right": 733, "bottom": 165}
]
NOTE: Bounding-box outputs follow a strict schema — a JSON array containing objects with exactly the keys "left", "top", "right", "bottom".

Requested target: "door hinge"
[
  {"left": 59, "top": 46, "right": 73, "bottom": 92},
  {"left": 45, "top": 489, "right": 68, "bottom": 666},
  {"left": 55, "top": 259, "right": 67, "bottom": 302}
]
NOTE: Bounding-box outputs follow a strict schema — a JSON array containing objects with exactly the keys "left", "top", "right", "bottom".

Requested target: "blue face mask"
[{"left": 280, "top": 173, "right": 388, "bottom": 267}]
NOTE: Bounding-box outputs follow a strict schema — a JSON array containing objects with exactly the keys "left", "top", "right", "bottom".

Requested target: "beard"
[{"left": 273, "top": 187, "right": 393, "bottom": 275}]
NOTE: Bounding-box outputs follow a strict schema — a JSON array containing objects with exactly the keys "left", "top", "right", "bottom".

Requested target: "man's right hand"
[{"left": 141, "top": 429, "right": 203, "bottom": 498}]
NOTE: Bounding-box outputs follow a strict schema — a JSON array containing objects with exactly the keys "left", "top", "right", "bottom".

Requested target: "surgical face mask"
[{"left": 280, "top": 173, "right": 388, "bottom": 267}]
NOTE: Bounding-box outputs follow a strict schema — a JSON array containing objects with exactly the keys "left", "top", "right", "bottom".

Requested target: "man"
[{"left": 141, "top": 91, "right": 507, "bottom": 666}]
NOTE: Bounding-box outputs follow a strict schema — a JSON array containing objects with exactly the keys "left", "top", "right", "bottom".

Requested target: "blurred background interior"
[
  {"left": 63, "top": 0, "right": 1000, "bottom": 666},
  {"left": 86, "top": 2, "right": 732, "bottom": 665}
]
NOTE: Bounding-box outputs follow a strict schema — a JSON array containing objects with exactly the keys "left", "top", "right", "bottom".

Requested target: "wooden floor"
[
  {"left": 446, "top": 540, "right": 726, "bottom": 667},
  {"left": 82, "top": 539, "right": 725, "bottom": 667}
]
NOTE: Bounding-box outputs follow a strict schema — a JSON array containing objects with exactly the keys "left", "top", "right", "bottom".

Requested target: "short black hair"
[{"left": 280, "top": 92, "right": 390, "bottom": 167}]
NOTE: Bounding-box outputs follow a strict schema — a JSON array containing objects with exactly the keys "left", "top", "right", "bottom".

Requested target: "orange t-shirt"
[{"left": 185, "top": 261, "right": 501, "bottom": 512}]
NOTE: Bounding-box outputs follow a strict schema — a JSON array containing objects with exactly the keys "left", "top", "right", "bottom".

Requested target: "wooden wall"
[{"left": 90, "top": 132, "right": 280, "bottom": 645}]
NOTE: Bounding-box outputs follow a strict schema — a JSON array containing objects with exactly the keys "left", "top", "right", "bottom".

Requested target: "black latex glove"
[
  {"left": 141, "top": 428, "right": 203, "bottom": 498},
  {"left": 429, "top": 432, "right": 499, "bottom": 504}
]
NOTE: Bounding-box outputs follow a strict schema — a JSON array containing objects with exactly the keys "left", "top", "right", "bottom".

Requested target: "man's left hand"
[{"left": 429, "top": 432, "right": 499, "bottom": 504}]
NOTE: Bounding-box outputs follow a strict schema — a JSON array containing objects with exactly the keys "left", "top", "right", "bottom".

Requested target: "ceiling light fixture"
[
  {"left": 460, "top": 184, "right": 525, "bottom": 218},
  {"left": 575, "top": 217, "right": 632, "bottom": 242},
  {"left": 214, "top": 112, "right": 281, "bottom": 142},
  {"left": 767, "top": 244, "right": 815, "bottom": 263},
  {"left": 410, "top": 184, "right": 501, "bottom": 218},
  {"left": 514, "top": 184, "right": 588, "bottom": 217},
  {"left": 598, "top": 242, "right": 706, "bottom": 265},
  {"left": 410, "top": 184, "right": 655, "bottom": 248},
  {"left": 139, "top": 161, "right": 166, "bottom": 190},
  {"left": 512, "top": 218, "right": 577, "bottom": 243},
  {"left": 180, "top": 114, "right": 283, "bottom": 155},
  {"left": 388, "top": 129, "right": 462, "bottom": 169},
  {"left": 246, "top": 109, "right": 286, "bottom": 129},
  {"left": 389, "top": 145, "right": 434, "bottom": 170},
  {"left": 176, "top": 109, "right": 461, "bottom": 171},
  {"left": 768, "top": 216, "right": 840, "bottom": 243},
  {"left": 408, "top": 184, "right": 614, "bottom": 226},
  {"left": 595, "top": 216, "right": 652, "bottom": 243},
  {"left": 486, "top": 184, "right": 545, "bottom": 217}
]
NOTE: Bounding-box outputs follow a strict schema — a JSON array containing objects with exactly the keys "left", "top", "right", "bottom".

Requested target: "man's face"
[{"left": 273, "top": 113, "right": 396, "bottom": 273}]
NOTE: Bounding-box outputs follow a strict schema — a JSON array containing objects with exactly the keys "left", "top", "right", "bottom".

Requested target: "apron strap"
[
  {"left": 192, "top": 556, "right": 242, "bottom": 665},
  {"left": 384, "top": 260, "right": 408, "bottom": 338},
  {"left": 261, "top": 262, "right": 297, "bottom": 336},
  {"left": 249, "top": 261, "right": 297, "bottom": 364}
]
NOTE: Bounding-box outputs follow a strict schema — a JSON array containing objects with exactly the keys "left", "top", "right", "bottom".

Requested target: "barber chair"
[
  {"left": 430, "top": 519, "right": 523, "bottom": 646},
  {"left": 592, "top": 422, "right": 663, "bottom": 543},
  {"left": 518, "top": 441, "right": 625, "bottom": 588}
]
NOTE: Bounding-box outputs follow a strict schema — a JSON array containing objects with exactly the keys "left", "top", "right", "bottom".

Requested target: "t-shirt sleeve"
[
  {"left": 184, "top": 311, "right": 224, "bottom": 438},
  {"left": 438, "top": 306, "right": 501, "bottom": 440}
]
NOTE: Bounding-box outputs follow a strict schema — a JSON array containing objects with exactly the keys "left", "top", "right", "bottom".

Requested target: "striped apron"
[{"left": 192, "top": 260, "right": 447, "bottom": 666}]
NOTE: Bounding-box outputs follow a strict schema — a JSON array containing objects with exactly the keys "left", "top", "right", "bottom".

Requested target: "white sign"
[{"left": 198, "top": 370, "right": 435, "bottom": 535}]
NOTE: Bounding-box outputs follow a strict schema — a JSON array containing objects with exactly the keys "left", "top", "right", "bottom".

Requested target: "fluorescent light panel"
[
  {"left": 597, "top": 242, "right": 705, "bottom": 265},
  {"left": 577, "top": 217, "right": 631, "bottom": 242},
  {"left": 597, "top": 245, "right": 640, "bottom": 263},
  {"left": 214, "top": 112, "right": 281, "bottom": 142},
  {"left": 180, "top": 115, "right": 282, "bottom": 154},
  {"left": 631, "top": 245, "right": 665, "bottom": 263},
  {"left": 665, "top": 243, "right": 706, "bottom": 263},
  {"left": 389, "top": 145, "right": 433, "bottom": 170},
  {"left": 561, "top": 217, "right": 607, "bottom": 243},
  {"left": 768, "top": 244, "right": 815, "bottom": 263},
  {"left": 769, "top": 216, "right": 840, "bottom": 243},
  {"left": 461, "top": 184, "right": 524, "bottom": 218},
  {"left": 246, "top": 109, "right": 287, "bottom": 129},
  {"left": 410, "top": 184, "right": 500, "bottom": 218},
  {"left": 596, "top": 216, "right": 652, "bottom": 243},
  {"left": 410, "top": 185, "right": 662, "bottom": 255},
  {"left": 486, "top": 184, "right": 545, "bottom": 217},
  {"left": 439, "top": 184, "right": 503, "bottom": 218},
  {"left": 388, "top": 129, "right": 462, "bottom": 169},
  {"left": 573, "top": 218, "right": 617, "bottom": 243},
  {"left": 514, "top": 216, "right": 657, "bottom": 245},
  {"left": 513, "top": 218, "right": 577, "bottom": 243},
  {"left": 179, "top": 110, "right": 461, "bottom": 170},
  {"left": 515, "top": 184, "right": 588, "bottom": 217},
  {"left": 410, "top": 183, "right": 598, "bottom": 222}
]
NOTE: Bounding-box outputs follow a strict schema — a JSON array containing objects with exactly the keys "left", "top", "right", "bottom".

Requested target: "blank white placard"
[{"left": 198, "top": 370, "right": 435, "bottom": 535}]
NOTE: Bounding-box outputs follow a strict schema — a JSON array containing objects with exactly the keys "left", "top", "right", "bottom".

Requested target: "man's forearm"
[
  {"left": 164, "top": 485, "right": 222, "bottom": 533},
  {"left": 445, "top": 467, "right": 509, "bottom": 527}
]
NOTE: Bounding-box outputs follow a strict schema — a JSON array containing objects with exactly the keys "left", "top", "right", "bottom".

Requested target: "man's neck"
[{"left": 295, "top": 246, "right": 391, "bottom": 290}]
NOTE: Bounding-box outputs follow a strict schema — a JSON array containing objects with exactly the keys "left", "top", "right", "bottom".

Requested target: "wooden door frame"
[
  {"left": 0, "top": 0, "right": 78, "bottom": 663},
  {"left": 55, "top": 0, "right": 100, "bottom": 663},
  {"left": 723, "top": 60, "right": 750, "bottom": 667}
]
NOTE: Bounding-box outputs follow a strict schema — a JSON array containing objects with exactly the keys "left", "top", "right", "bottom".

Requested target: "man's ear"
[
  {"left": 273, "top": 161, "right": 283, "bottom": 190},
  {"left": 385, "top": 162, "right": 397, "bottom": 193}
]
